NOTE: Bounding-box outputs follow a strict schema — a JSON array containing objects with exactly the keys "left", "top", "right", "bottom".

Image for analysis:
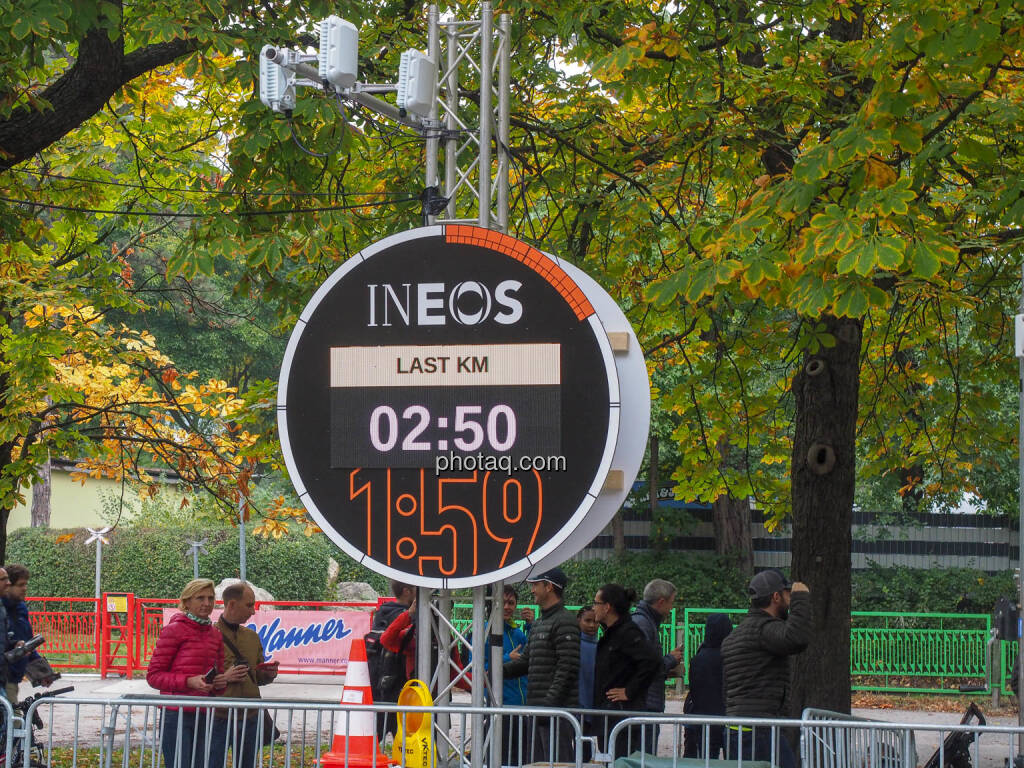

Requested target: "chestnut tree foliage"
[
  {"left": 512, "top": 0, "right": 1024, "bottom": 712},
  {"left": 3, "top": 0, "right": 1024, "bottom": 710}
]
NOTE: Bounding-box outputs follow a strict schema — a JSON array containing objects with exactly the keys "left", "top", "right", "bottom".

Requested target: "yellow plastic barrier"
[{"left": 392, "top": 679, "right": 435, "bottom": 768}]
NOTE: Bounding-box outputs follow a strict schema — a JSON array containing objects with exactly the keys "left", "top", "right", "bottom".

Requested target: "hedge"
[
  {"left": 554, "top": 551, "right": 748, "bottom": 609},
  {"left": 4, "top": 526, "right": 1015, "bottom": 616},
  {"left": 6, "top": 526, "right": 341, "bottom": 601},
  {"left": 850, "top": 562, "right": 1015, "bottom": 615}
]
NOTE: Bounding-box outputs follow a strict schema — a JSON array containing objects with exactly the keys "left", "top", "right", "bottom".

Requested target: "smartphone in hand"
[{"left": 203, "top": 667, "right": 217, "bottom": 684}]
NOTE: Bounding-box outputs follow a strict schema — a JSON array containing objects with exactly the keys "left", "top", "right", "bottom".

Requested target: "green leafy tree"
[
  {"left": 522, "top": 0, "right": 1024, "bottom": 714},
  {"left": 0, "top": 0, "right": 335, "bottom": 560},
  {"left": 5, "top": 0, "right": 1024, "bottom": 718}
]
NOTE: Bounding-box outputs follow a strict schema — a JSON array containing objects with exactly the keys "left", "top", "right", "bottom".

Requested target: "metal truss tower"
[
  {"left": 423, "top": 3, "right": 511, "bottom": 230},
  {"left": 414, "top": 7, "right": 512, "bottom": 768}
]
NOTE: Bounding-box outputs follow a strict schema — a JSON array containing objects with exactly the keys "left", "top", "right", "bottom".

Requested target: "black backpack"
[
  {"left": 366, "top": 625, "right": 412, "bottom": 702},
  {"left": 365, "top": 627, "right": 386, "bottom": 682}
]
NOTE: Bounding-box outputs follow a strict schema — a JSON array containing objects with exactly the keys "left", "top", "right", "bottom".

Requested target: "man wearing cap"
[
  {"left": 720, "top": 569, "right": 811, "bottom": 768},
  {"left": 504, "top": 567, "right": 580, "bottom": 763}
]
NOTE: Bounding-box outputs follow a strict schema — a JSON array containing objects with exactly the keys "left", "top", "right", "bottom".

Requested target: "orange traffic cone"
[{"left": 320, "top": 638, "right": 391, "bottom": 768}]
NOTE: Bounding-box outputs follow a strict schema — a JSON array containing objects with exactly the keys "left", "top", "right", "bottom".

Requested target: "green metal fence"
[
  {"left": 452, "top": 603, "right": 678, "bottom": 675},
  {"left": 684, "top": 608, "right": 993, "bottom": 694},
  {"left": 1000, "top": 639, "right": 1018, "bottom": 695}
]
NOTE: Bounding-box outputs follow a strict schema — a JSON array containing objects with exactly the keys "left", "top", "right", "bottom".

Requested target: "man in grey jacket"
[
  {"left": 721, "top": 569, "right": 811, "bottom": 768},
  {"left": 632, "top": 579, "right": 683, "bottom": 751},
  {"left": 504, "top": 567, "right": 580, "bottom": 763}
]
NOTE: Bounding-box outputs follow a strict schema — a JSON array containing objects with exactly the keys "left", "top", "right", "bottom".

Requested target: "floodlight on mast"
[
  {"left": 319, "top": 15, "right": 359, "bottom": 91},
  {"left": 258, "top": 46, "right": 294, "bottom": 113},
  {"left": 397, "top": 49, "right": 437, "bottom": 118}
]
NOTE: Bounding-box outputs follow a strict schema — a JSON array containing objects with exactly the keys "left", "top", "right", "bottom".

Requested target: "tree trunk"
[
  {"left": 712, "top": 494, "right": 753, "bottom": 576},
  {"left": 0, "top": 436, "right": 13, "bottom": 564},
  {"left": 788, "top": 314, "right": 861, "bottom": 716},
  {"left": 612, "top": 512, "right": 625, "bottom": 556},
  {"left": 712, "top": 434, "right": 754, "bottom": 575},
  {"left": 0, "top": 507, "right": 7, "bottom": 566},
  {"left": 649, "top": 435, "right": 659, "bottom": 520},
  {"left": 648, "top": 435, "right": 664, "bottom": 550},
  {"left": 30, "top": 456, "right": 52, "bottom": 527}
]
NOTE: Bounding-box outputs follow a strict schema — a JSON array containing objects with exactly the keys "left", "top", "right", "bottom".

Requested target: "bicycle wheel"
[{"left": 26, "top": 742, "right": 45, "bottom": 768}]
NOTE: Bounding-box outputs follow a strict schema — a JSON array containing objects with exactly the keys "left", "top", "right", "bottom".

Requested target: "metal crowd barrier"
[
  {"left": 606, "top": 710, "right": 1020, "bottom": 768},
  {"left": 15, "top": 695, "right": 583, "bottom": 768},
  {"left": 12, "top": 694, "right": 1024, "bottom": 768},
  {"left": 0, "top": 695, "right": 14, "bottom": 764},
  {"left": 801, "top": 709, "right": 918, "bottom": 768}
]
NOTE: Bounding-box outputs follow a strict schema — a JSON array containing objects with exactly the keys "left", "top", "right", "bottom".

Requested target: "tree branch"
[{"left": 0, "top": 30, "right": 197, "bottom": 171}]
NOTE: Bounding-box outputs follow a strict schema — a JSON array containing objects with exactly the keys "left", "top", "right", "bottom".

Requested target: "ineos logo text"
[{"left": 367, "top": 280, "right": 524, "bottom": 327}]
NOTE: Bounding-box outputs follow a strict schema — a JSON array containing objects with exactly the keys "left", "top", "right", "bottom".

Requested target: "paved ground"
[{"left": 16, "top": 675, "right": 1024, "bottom": 766}]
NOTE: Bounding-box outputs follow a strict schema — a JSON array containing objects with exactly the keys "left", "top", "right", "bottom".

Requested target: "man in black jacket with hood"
[
  {"left": 683, "top": 613, "right": 732, "bottom": 758},
  {"left": 721, "top": 569, "right": 811, "bottom": 768},
  {"left": 504, "top": 567, "right": 579, "bottom": 763}
]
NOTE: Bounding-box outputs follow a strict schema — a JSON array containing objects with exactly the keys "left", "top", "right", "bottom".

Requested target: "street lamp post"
[
  {"left": 85, "top": 527, "right": 111, "bottom": 601},
  {"left": 239, "top": 493, "right": 247, "bottom": 583},
  {"left": 188, "top": 539, "right": 208, "bottom": 580}
]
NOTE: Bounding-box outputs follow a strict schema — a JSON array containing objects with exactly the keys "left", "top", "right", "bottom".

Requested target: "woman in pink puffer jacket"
[{"left": 147, "top": 579, "right": 248, "bottom": 768}]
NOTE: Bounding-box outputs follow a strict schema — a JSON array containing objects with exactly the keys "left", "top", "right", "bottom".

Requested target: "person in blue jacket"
[
  {"left": 578, "top": 606, "right": 599, "bottom": 710},
  {"left": 577, "top": 606, "right": 599, "bottom": 760},
  {"left": 3, "top": 564, "right": 53, "bottom": 702}
]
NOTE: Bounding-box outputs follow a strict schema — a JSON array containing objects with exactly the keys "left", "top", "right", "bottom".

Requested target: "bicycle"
[
  {"left": 922, "top": 701, "right": 986, "bottom": 768},
  {"left": 0, "top": 685, "right": 75, "bottom": 768}
]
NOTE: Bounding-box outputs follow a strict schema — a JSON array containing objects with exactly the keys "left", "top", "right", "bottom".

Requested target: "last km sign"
[{"left": 278, "top": 225, "right": 624, "bottom": 588}]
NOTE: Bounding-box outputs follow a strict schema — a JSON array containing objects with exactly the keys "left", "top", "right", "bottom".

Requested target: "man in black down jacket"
[
  {"left": 721, "top": 569, "right": 811, "bottom": 768},
  {"left": 504, "top": 567, "right": 579, "bottom": 763}
]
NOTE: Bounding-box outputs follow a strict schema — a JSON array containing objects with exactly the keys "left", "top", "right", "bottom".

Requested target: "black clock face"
[{"left": 279, "top": 226, "right": 619, "bottom": 587}]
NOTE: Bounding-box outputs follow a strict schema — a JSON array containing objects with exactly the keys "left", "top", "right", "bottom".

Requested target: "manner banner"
[{"left": 161, "top": 608, "right": 373, "bottom": 673}]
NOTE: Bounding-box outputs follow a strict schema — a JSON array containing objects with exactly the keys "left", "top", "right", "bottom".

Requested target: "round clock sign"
[{"left": 279, "top": 225, "right": 634, "bottom": 588}]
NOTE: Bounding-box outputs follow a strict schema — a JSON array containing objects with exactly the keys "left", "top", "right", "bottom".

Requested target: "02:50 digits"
[{"left": 369, "top": 404, "right": 517, "bottom": 453}]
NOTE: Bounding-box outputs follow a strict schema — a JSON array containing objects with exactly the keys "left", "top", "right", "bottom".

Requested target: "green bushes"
[
  {"left": 559, "top": 557, "right": 1013, "bottom": 617},
  {"left": 556, "top": 551, "right": 748, "bottom": 608},
  {"left": 5, "top": 525, "right": 1015, "bottom": 616},
  {"left": 7, "top": 526, "right": 342, "bottom": 601},
  {"left": 850, "top": 563, "right": 1015, "bottom": 615}
]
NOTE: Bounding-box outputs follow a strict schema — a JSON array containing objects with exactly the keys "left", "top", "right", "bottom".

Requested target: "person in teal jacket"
[
  {"left": 498, "top": 586, "right": 529, "bottom": 706},
  {"left": 469, "top": 585, "right": 528, "bottom": 765}
]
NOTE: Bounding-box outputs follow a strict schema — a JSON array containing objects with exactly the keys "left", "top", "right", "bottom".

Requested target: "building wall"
[
  {"left": 580, "top": 500, "right": 1017, "bottom": 572},
  {"left": 8, "top": 469, "right": 117, "bottom": 530},
  {"left": 8, "top": 464, "right": 186, "bottom": 531}
]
